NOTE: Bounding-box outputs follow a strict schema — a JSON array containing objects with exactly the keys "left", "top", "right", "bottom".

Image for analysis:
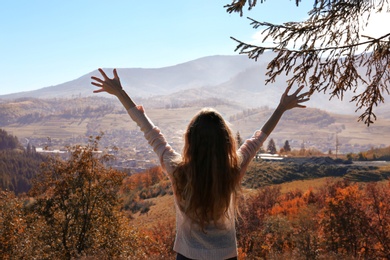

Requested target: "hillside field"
[{"left": 1, "top": 97, "right": 389, "bottom": 156}]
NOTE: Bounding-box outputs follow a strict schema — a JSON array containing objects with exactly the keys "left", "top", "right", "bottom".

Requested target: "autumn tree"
[
  {"left": 292, "top": 206, "right": 321, "bottom": 260},
  {"left": 225, "top": 0, "right": 390, "bottom": 125},
  {"left": 321, "top": 183, "right": 371, "bottom": 257},
  {"left": 0, "top": 191, "right": 28, "bottom": 259},
  {"left": 362, "top": 182, "right": 390, "bottom": 258},
  {"left": 28, "top": 135, "right": 128, "bottom": 259},
  {"left": 237, "top": 186, "right": 282, "bottom": 257},
  {"left": 261, "top": 215, "right": 294, "bottom": 257}
]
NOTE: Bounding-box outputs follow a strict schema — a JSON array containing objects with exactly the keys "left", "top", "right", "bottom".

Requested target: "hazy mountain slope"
[
  {"left": 158, "top": 65, "right": 364, "bottom": 115},
  {"left": 1, "top": 53, "right": 388, "bottom": 118},
  {"left": 0, "top": 55, "right": 260, "bottom": 100}
]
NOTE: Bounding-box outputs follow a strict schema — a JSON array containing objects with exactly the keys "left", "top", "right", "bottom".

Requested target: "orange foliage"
[
  {"left": 238, "top": 180, "right": 390, "bottom": 259},
  {"left": 3, "top": 159, "right": 390, "bottom": 260},
  {"left": 121, "top": 166, "right": 166, "bottom": 193},
  {"left": 270, "top": 189, "right": 307, "bottom": 217},
  {"left": 270, "top": 196, "right": 306, "bottom": 216},
  {"left": 145, "top": 219, "right": 176, "bottom": 258}
]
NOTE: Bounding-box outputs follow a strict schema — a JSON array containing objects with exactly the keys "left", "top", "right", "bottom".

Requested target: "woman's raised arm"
[{"left": 261, "top": 85, "right": 310, "bottom": 136}]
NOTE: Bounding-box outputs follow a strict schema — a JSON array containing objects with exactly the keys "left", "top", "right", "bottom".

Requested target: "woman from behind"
[{"left": 91, "top": 68, "right": 310, "bottom": 260}]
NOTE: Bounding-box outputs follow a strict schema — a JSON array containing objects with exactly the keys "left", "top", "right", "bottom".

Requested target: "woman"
[{"left": 91, "top": 68, "right": 309, "bottom": 260}]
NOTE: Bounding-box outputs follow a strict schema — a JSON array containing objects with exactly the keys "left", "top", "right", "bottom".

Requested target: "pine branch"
[{"left": 227, "top": 0, "right": 390, "bottom": 126}]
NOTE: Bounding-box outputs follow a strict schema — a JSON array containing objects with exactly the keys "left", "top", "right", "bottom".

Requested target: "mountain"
[
  {"left": 0, "top": 55, "right": 259, "bottom": 100},
  {"left": 0, "top": 54, "right": 388, "bottom": 117}
]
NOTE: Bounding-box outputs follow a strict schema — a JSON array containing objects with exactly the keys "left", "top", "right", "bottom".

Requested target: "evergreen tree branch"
[{"left": 226, "top": 0, "right": 390, "bottom": 125}]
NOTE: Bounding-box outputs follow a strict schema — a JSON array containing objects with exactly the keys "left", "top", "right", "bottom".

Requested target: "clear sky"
[
  {"left": 0, "top": 0, "right": 314, "bottom": 95},
  {"left": 0, "top": 1, "right": 387, "bottom": 95}
]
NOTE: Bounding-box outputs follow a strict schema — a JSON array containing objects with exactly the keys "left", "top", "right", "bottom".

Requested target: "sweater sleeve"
[
  {"left": 127, "top": 106, "right": 180, "bottom": 177},
  {"left": 237, "top": 130, "right": 268, "bottom": 176}
]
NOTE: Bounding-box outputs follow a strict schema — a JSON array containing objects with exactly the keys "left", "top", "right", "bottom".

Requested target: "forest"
[
  {"left": 0, "top": 129, "right": 47, "bottom": 194},
  {"left": 1, "top": 128, "right": 390, "bottom": 259}
]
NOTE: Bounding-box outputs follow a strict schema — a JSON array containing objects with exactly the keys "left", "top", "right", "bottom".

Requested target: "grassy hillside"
[{"left": 243, "top": 157, "right": 390, "bottom": 188}]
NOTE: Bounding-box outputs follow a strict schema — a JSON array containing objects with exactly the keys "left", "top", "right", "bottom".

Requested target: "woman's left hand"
[{"left": 91, "top": 68, "right": 123, "bottom": 97}]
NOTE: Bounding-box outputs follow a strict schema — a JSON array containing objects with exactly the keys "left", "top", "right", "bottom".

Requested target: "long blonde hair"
[{"left": 173, "top": 108, "right": 241, "bottom": 229}]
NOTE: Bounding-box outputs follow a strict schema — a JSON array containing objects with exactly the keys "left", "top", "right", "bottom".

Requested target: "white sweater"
[{"left": 127, "top": 106, "right": 267, "bottom": 260}]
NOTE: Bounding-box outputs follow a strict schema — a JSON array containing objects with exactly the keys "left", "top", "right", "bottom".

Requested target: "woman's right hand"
[
  {"left": 92, "top": 68, "right": 137, "bottom": 110},
  {"left": 91, "top": 68, "right": 123, "bottom": 97}
]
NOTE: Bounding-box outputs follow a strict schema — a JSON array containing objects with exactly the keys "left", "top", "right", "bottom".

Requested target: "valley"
[{"left": 1, "top": 96, "right": 389, "bottom": 174}]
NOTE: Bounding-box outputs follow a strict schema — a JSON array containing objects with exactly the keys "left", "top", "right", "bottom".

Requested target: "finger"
[
  {"left": 93, "top": 89, "right": 106, "bottom": 93},
  {"left": 91, "top": 76, "right": 104, "bottom": 84},
  {"left": 293, "top": 85, "right": 305, "bottom": 96},
  {"left": 284, "top": 85, "right": 292, "bottom": 95},
  {"left": 113, "top": 68, "right": 119, "bottom": 79},
  {"left": 98, "top": 68, "right": 109, "bottom": 79},
  {"left": 91, "top": 82, "right": 103, "bottom": 87}
]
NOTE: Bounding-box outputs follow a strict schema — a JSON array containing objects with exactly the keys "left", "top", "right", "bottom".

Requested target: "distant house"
[
  {"left": 35, "top": 147, "right": 69, "bottom": 159},
  {"left": 35, "top": 147, "right": 67, "bottom": 154},
  {"left": 256, "top": 153, "right": 284, "bottom": 161}
]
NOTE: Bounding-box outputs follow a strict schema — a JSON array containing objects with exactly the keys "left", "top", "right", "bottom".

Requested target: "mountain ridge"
[
  {"left": 1, "top": 55, "right": 259, "bottom": 99},
  {"left": 1, "top": 53, "right": 389, "bottom": 117}
]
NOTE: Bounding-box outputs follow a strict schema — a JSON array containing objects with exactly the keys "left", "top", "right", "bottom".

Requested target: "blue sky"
[{"left": 0, "top": 1, "right": 328, "bottom": 95}]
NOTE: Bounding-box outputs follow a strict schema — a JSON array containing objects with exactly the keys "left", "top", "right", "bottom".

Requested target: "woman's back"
[{"left": 173, "top": 108, "right": 241, "bottom": 230}]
